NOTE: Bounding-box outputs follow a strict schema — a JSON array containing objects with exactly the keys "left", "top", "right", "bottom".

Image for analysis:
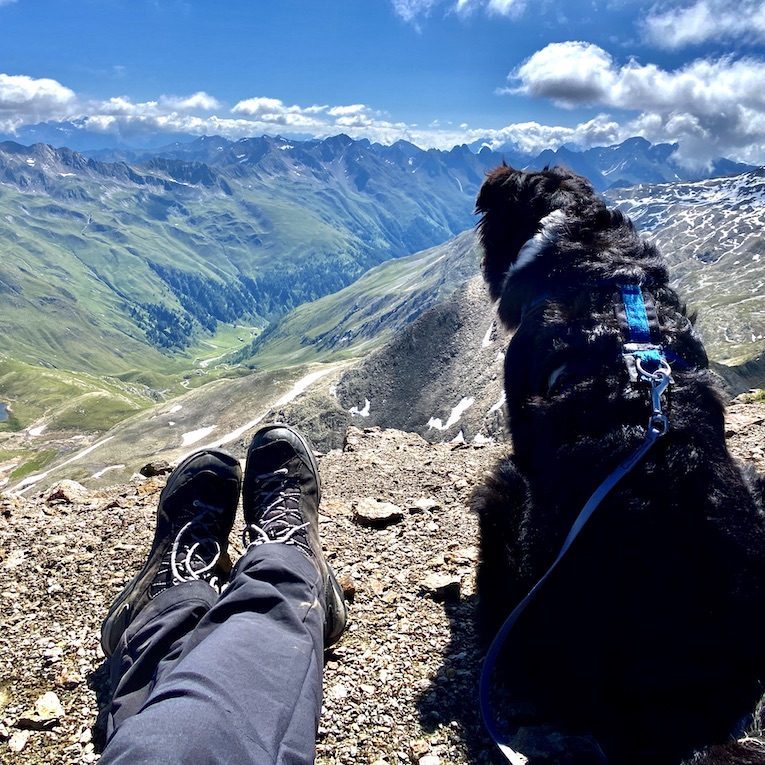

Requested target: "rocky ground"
[{"left": 1, "top": 399, "right": 764, "bottom": 765}]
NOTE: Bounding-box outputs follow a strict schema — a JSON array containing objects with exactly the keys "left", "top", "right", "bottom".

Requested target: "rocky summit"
[{"left": 2, "top": 399, "right": 765, "bottom": 764}]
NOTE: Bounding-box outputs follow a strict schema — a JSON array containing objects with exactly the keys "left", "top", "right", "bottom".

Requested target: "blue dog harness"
[{"left": 479, "top": 284, "right": 673, "bottom": 763}]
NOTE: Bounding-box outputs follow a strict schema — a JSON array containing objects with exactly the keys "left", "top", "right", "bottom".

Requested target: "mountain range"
[
  {"left": 2, "top": 132, "right": 746, "bottom": 386},
  {"left": 1, "top": 132, "right": 764, "bottom": 487},
  {"left": 606, "top": 169, "right": 765, "bottom": 364}
]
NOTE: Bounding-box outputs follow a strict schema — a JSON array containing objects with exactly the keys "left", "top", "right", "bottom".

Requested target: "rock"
[
  {"left": 8, "top": 730, "right": 30, "bottom": 753},
  {"left": 419, "top": 756, "right": 442, "bottom": 765},
  {"left": 0, "top": 680, "right": 10, "bottom": 712},
  {"left": 56, "top": 669, "right": 81, "bottom": 690},
  {"left": 353, "top": 498, "right": 404, "bottom": 528},
  {"left": 410, "top": 497, "right": 440, "bottom": 514},
  {"left": 3, "top": 548, "right": 25, "bottom": 570},
  {"left": 45, "top": 480, "right": 88, "bottom": 505},
  {"left": 419, "top": 573, "right": 461, "bottom": 602},
  {"left": 445, "top": 545, "right": 479, "bottom": 564},
  {"left": 15, "top": 691, "right": 64, "bottom": 731},
  {"left": 136, "top": 478, "right": 162, "bottom": 496},
  {"left": 337, "top": 573, "right": 356, "bottom": 603},
  {"left": 139, "top": 460, "right": 173, "bottom": 477},
  {"left": 342, "top": 426, "right": 364, "bottom": 452},
  {"left": 328, "top": 683, "right": 349, "bottom": 700},
  {"left": 410, "top": 740, "right": 431, "bottom": 760},
  {"left": 37, "top": 689, "right": 65, "bottom": 718},
  {"left": 100, "top": 496, "right": 127, "bottom": 511}
]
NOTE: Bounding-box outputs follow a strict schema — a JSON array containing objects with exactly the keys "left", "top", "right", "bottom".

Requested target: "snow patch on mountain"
[
  {"left": 349, "top": 399, "right": 371, "bottom": 417},
  {"left": 428, "top": 397, "right": 475, "bottom": 431},
  {"left": 181, "top": 426, "right": 215, "bottom": 446}
]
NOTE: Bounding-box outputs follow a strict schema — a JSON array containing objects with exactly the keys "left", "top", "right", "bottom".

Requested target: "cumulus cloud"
[
  {"left": 644, "top": 0, "right": 765, "bottom": 49},
  {"left": 159, "top": 91, "right": 220, "bottom": 111},
  {"left": 3, "top": 53, "right": 765, "bottom": 167},
  {"left": 470, "top": 114, "right": 624, "bottom": 154},
  {"left": 230, "top": 97, "right": 405, "bottom": 133},
  {"left": 0, "top": 73, "right": 77, "bottom": 130},
  {"left": 508, "top": 41, "right": 765, "bottom": 167},
  {"left": 512, "top": 42, "right": 614, "bottom": 106}
]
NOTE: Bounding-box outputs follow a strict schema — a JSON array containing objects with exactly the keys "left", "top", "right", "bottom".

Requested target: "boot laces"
[
  {"left": 243, "top": 468, "right": 310, "bottom": 557},
  {"left": 151, "top": 500, "right": 225, "bottom": 596}
]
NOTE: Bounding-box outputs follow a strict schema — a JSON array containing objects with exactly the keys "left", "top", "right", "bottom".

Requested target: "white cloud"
[
  {"left": 327, "top": 104, "right": 367, "bottom": 117},
  {"left": 229, "top": 97, "right": 404, "bottom": 134},
  {"left": 392, "top": 0, "right": 440, "bottom": 23},
  {"left": 97, "top": 95, "right": 158, "bottom": 116},
  {"left": 644, "top": 0, "right": 765, "bottom": 49},
  {"left": 512, "top": 41, "right": 615, "bottom": 106},
  {"left": 231, "top": 97, "right": 334, "bottom": 129},
  {"left": 0, "top": 73, "right": 77, "bottom": 130},
  {"left": 159, "top": 91, "right": 220, "bottom": 111},
  {"left": 471, "top": 114, "right": 624, "bottom": 154},
  {"left": 3, "top": 52, "right": 765, "bottom": 168},
  {"left": 509, "top": 41, "right": 765, "bottom": 167},
  {"left": 485, "top": 0, "right": 526, "bottom": 17},
  {"left": 395, "top": 0, "right": 526, "bottom": 22}
]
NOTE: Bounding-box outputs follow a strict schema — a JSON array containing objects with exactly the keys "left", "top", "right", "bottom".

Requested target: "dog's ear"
[
  {"left": 476, "top": 165, "right": 557, "bottom": 300},
  {"left": 476, "top": 165, "right": 592, "bottom": 301}
]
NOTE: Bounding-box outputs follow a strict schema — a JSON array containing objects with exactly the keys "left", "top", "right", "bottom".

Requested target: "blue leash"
[{"left": 479, "top": 285, "right": 673, "bottom": 763}]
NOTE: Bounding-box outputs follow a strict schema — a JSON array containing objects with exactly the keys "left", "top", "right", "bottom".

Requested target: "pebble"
[
  {"left": 419, "top": 574, "right": 461, "bottom": 602},
  {"left": 328, "top": 683, "right": 349, "bottom": 701},
  {"left": 16, "top": 690, "right": 65, "bottom": 730},
  {"left": 411, "top": 739, "right": 431, "bottom": 758},
  {"left": 337, "top": 573, "right": 357, "bottom": 602},
  {"left": 139, "top": 460, "right": 173, "bottom": 477},
  {"left": 353, "top": 498, "right": 404, "bottom": 528},
  {"left": 445, "top": 546, "right": 479, "bottom": 564},
  {"left": 409, "top": 498, "right": 439, "bottom": 514},
  {"left": 8, "top": 729, "right": 30, "bottom": 753}
]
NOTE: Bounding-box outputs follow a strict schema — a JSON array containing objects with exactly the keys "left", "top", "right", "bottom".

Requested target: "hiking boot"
[
  {"left": 101, "top": 449, "right": 242, "bottom": 657},
  {"left": 243, "top": 423, "right": 347, "bottom": 646}
]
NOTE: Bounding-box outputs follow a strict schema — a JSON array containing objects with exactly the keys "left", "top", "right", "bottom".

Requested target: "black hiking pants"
[{"left": 99, "top": 543, "right": 325, "bottom": 764}]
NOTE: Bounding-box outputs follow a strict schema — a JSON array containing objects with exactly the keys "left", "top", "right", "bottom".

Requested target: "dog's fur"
[{"left": 473, "top": 164, "right": 765, "bottom": 764}]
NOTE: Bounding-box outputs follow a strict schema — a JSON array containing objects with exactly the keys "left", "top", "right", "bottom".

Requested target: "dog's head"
[{"left": 476, "top": 164, "right": 604, "bottom": 302}]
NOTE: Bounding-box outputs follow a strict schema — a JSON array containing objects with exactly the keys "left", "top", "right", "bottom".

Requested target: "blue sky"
[{"left": 1, "top": 0, "right": 765, "bottom": 166}]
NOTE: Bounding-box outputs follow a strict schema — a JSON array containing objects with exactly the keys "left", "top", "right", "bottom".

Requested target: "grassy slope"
[
  {"left": 0, "top": 174, "right": 356, "bottom": 435},
  {"left": 0, "top": 182, "right": 352, "bottom": 372},
  {"left": 243, "top": 230, "right": 481, "bottom": 370}
]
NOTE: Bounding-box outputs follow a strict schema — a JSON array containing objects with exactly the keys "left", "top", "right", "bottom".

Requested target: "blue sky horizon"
[{"left": 1, "top": 0, "right": 764, "bottom": 167}]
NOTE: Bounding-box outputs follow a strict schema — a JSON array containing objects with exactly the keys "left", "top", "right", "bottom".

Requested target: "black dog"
[{"left": 473, "top": 164, "right": 765, "bottom": 765}]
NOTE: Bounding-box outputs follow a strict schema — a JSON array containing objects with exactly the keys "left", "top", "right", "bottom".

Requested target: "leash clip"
[{"left": 636, "top": 358, "right": 672, "bottom": 437}]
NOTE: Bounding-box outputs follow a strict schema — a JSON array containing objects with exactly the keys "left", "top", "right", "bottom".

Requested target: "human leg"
[
  {"left": 99, "top": 425, "right": 347, "bottom": 765},
  {"left": 100, "top": 449, "right": 241, "bottom": 739},
  {"left": 101, "top": 543, "right": 326, "bottom": 765}
]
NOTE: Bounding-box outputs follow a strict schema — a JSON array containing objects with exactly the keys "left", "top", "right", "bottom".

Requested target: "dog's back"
[{"left": 473, "top": 165, "right": 765, "bottom": 764}]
